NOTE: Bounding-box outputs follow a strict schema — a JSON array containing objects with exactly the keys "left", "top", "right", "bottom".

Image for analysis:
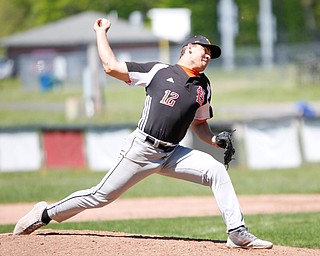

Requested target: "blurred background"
[{"left": 0, "top": 0, "right": 320, "bottom": 172}]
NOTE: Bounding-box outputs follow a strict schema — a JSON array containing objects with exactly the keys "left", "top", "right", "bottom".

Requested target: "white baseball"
[{"left": 100, "top": 18, "right": 108, "bottom": 26}]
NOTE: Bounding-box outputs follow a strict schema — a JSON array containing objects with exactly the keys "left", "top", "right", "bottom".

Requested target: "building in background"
[
  {"left": 0, "top": 11, "right": 161, "bottom": 115},
  {"left": 0, "top": 11, "right": 160, "bottom": 88}
]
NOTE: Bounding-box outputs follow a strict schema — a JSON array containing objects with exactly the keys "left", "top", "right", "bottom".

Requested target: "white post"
[
  {"left": 218, "top": 0, "right": 238, "bottom": 71},
  {"left": 258, "top": 0, "right": 276, "bottom": 68},
  {"left": 86, "top": 43, "right": 103, "bottom": 115}
]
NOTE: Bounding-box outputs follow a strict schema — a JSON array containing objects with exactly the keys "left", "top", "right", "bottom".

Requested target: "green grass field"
[
  {"left": 0, "top": 165, "right": 319, "bottom": 203},
  {"left": 0, "top": 165, "right": 319, "bottom": 248}
]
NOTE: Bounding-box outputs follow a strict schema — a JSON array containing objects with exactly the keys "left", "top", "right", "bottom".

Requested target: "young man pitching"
[{"left": 13, "top": 17, "right": 273, "bottom": 250}]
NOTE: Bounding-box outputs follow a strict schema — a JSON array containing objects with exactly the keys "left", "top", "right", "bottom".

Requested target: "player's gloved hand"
[{"left": 215, "top": 130, "right": 236, "bottom": 169}]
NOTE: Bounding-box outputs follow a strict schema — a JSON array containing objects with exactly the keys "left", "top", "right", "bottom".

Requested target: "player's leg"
[
  {"left": 13, "top": 131, "right": 164, "bottom": 235},
  {"left": 159, "top": 146, "right": 272, "bottom": 249},
  {"left": 159, "top": 145, "right": 244, "bottom": 230},
  {"left": 46, "top": 155, "right": 157, "bottom": 222}
]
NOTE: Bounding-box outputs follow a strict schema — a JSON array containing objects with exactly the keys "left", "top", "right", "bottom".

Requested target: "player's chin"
[{"left": 199, "top": 63, "right": 209, "bottom": 71}]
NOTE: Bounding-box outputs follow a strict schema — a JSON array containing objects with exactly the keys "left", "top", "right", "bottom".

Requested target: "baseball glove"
[{"left": 215, "top": 130, "right": 236, "bottom": 169}]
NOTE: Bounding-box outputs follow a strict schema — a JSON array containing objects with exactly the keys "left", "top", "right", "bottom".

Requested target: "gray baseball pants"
[{"left": 47, "top": 128, "right": 245, "bottom": 231}]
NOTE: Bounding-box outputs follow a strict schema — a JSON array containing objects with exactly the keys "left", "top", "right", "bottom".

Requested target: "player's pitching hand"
[{"left": 94, "top": 18, "right": 111, "bottom": 32}]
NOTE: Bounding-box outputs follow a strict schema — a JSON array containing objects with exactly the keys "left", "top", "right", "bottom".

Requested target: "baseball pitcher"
[{"left": 13, "top": 18, "right": 272, "bottom": 250}]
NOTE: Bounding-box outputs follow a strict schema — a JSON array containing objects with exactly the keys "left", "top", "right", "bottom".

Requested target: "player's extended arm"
[
  {"left": 93, "top": 18, "right": 130, "bottom": 82},
  {"left": 190, "top": 119, "right": 220, "bottom": 148}
]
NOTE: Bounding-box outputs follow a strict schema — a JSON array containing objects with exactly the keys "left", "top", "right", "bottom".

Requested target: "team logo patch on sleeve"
[{"left": 196, "top": 86, "right": 205, "bottom": 105}]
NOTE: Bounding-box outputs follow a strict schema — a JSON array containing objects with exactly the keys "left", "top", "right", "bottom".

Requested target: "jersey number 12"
[{"left": 160, "top": 90, "right": 179, "bottom": 107}]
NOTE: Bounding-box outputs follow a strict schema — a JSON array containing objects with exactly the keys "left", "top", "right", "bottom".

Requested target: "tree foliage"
[
  {"left": 235, "top": 0, "right": 259, "bottom": 44},
  {"left": 273, "top": 0, "right": 309, "bottom": 42},
  {"left": 0, "top": 0, "right": 320, "bottom": 44}
]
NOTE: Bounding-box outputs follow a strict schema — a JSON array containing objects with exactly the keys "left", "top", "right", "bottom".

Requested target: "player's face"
[{"left": 192, "top": 44, "right": 211, "bottom": 71}]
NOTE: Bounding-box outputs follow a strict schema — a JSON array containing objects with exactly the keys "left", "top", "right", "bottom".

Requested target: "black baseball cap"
[{"left": 182, "top": 35, "right": 221, "bottom": 59}]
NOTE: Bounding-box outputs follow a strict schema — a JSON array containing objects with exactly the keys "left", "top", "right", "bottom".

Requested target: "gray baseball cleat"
[
  {"left": 13, "top": 201, "right": 48, "bottom": 235},
  {"left": 226, "top": 226, "right": 273, "bottom": 249}
]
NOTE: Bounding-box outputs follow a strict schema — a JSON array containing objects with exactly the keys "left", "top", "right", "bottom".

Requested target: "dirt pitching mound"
[
  {"left": 1, "top": 229, "right": 319, "bottom": 256},
  {"left": 2, "top": 195, "right": 320, "bottom": 256}
]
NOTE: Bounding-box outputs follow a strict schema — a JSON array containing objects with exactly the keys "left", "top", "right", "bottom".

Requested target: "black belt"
[{"left": 145, "top": 136, "right": 176, "bottom": 152}]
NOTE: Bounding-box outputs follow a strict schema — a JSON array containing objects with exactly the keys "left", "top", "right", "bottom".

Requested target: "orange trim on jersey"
[{"left": 178, "top": 65, "right": 200, "bottom": 77}]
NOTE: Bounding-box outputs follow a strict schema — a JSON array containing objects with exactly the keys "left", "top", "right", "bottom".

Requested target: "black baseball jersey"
[{"left": 126, "top": 62, "right": 213, "bottom": 144}]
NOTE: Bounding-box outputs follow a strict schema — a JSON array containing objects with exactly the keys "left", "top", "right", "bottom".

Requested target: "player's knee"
[
  {"left": 91, "top": 182, "right": 125, "bottom": 206},
  {"left": 86, "top": 187, "right": 117, "bottom": 208},
  {"left": 203, "top": 159, "right": 227, "bottom": 187}
]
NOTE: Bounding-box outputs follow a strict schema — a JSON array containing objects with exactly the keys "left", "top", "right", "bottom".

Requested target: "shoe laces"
[
  {"left": 229, "top": 226, "right": 257, "bottom": 245},
  {"left": 238, "top": 227, "right": 256, "bottom": 240}
]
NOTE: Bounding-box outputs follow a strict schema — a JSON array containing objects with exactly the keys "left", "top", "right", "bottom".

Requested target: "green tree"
[
  {"left": 300, "top": 0, "right": 320, "bottom": 40},
  {"left": 0, "top": 0, "right": 31, "bottom": 38},
  {"left": 1, "top": 0, "right": 319, "bottom": 44},
  {"left": 235, "top": 0, "right": 259, "bottom": 44}
]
